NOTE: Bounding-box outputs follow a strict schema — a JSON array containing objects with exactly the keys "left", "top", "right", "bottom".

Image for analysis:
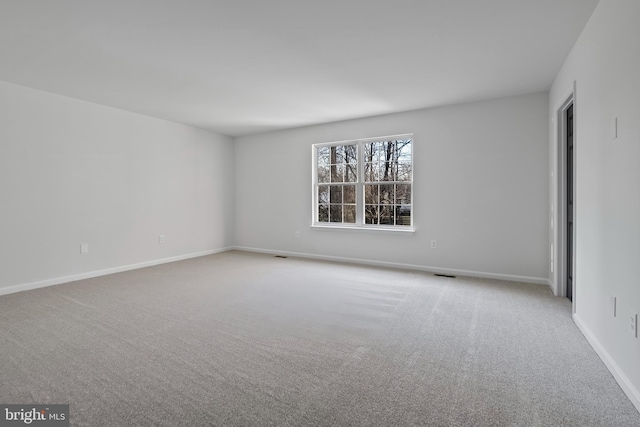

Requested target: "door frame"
[{"left": 552, "top": 83, "right": 576, "bottom": 313}]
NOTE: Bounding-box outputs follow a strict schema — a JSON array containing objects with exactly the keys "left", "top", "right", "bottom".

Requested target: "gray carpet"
[{"left": 1, "top": 250, "right": 638, "bottom": 426}]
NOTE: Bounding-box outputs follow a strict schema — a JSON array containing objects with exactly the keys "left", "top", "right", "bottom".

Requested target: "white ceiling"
[{"left": 0, "top": 1, "right": 599, "bottom": 136}]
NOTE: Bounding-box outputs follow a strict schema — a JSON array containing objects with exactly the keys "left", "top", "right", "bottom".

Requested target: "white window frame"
[{"left": 311, "top": 133, "right": 414, "bottom": 232}]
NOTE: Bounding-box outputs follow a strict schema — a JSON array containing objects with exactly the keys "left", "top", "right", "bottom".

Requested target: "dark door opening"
[{"left": 566, "top": 104, "right": 574, "bottom": 301}]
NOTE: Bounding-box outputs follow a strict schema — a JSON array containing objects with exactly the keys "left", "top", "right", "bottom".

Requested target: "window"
[{"left": 313, "top": 134, "right": 413, "bottom": 230}]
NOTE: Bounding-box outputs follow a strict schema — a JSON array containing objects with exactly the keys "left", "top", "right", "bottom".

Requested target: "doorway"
[
  {"left": 554, "top": 90, "right": 576, "bottom": 306},
  {"left": 565, "top": 104, "right": 574, "bottom": 301}
]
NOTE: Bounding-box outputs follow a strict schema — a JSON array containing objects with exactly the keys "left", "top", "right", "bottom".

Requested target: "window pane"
[
  {"left": 318, "top": 165, "right": 330, "bottom": 183},
  {"left": 395, "top": 205, "right": 411, "bottom": 226},
  {"left": 331, "top": 145, "right": 345, "bottom": 164},
  {"left": 330, "top": 164, "right": 345, "bottom": 183},
  {"left": 364, "top": 142, "right": 374, "bottom": 163},
  {"left": 396, "top": 161, "right": 412, "bottom": 181},
  {"left": 345, "top": 145, "right": 357, "bottom": 163},
  {"left": 364, "top": 162, "right": 378, "bottom": 182},
  {"left": 374, "top": 141, "right": 387, "bottom": 163},
  {"left": 330, "top": 186, "right": 342, "bottom": 204},
  {"left": 365, "top": 205, "right": 379, "bottom": 224},
  {"left": 318, "top": 204, "right": 329, "bottom": 222},
  {"left": 318, "top": 185, "right": 329, "bottom": 204},
  {"left": 380, "top": 205, "right": 393, "bottom": 225},
  {"left": 343, "top": 185, "right": 355, "bottom": 204},
  {"left": 345, "top": 163, "right": 357, "bottom": 182},
  {"left": 395, "top": 184, "right": 411, "bottom": 204},
  {"left": 397, "top": 139, "right": 412, "bottom": 162},
  {"left": 330, "top": 205, "right": 342, "bottom": 222},
  {"left": 330, "top": 146, "right": 338, "bottom": 164},
  {"left": 379, "top": 161, "right": 394, "bottom": 181},
  {"left": 380, "top": 184, "right": 394, "bottom": 205},
  {"left": 317, "top": 146, "right": 330, "bottom": 165},
  {"left": 364, "top": 184, "right": 378, "bottom": 204},
  {"left": 344, "top": 205, "right": 356, "bottom": 223}
]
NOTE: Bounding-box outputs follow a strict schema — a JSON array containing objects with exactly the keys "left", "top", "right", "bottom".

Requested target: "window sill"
[{"left": 310, "top": 224, "right": 415, "bottom": 233}]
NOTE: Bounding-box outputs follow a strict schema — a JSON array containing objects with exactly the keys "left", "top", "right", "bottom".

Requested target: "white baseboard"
[
  {"left": 0, "top": 247, "right": 233, "bottom": 297},
  {"left": 573, "top": 313, "right": 640, "bottom": 413},
  {"left": 545, "top": 278, "right": 555, "bottom": 294},
  {"left": 231, "top": 246, "right": 549, "bottom": 285}
]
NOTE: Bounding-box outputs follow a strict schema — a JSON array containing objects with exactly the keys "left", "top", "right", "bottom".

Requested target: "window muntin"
[{"left": 313, "top": 135, "right": 413, "bottom": 229}]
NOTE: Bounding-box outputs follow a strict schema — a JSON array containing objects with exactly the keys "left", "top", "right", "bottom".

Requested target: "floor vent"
[
  {"left": 274, "top": 255, "right": 288, "bottom": 259},
  {"left": 434, "top": 273, "right": 456, "bottom": 278}
]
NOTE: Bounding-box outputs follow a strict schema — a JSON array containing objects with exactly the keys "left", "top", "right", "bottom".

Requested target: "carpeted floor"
[{"left": 1, "top": 250, "right": 638, "bottom": 426}]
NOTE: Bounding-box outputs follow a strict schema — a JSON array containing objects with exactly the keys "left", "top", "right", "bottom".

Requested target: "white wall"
[
  {"left": 550, "top": 0, "right": 640, "bottom": 410},
  {"left": 0, "top": 81, "right": 234, "bottom": 294},
  {"left": 234, "top": 92, "right": 549, "bottom": 282}
]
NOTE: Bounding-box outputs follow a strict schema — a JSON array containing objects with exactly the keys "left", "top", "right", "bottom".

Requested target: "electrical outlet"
[
  {"left": 80, "top": 243, "right": 89, "bottom": 254},
  {"left": 430, "top": 240, "right": 437, "bottom": 249},
  {"left": 630, "top": 312, "right": 638, "bottom": 338},
  {"left": 159, "top": 235, "right": 165, "bottom": 244},
  {"left": 294, "top": 231, "right": 300, "bottom": 239}
]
